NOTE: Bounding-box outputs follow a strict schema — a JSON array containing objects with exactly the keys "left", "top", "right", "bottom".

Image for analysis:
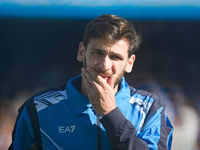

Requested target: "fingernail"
[{"left": 81, "top": 67, "right": 85, "bottom": 72}]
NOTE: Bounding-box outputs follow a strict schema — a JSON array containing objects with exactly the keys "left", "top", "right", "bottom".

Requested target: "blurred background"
[{"left": 0, "top": 0, "right": 200, "bottom": 149}]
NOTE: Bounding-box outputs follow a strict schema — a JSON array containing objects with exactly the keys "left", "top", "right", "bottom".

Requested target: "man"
[{"left": 9, "top": 14, "right": 173, "bottom": 150}]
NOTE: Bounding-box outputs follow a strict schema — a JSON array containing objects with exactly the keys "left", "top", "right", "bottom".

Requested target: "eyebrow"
[
  {"left": 90, "top": 48, "right": 106, "bottom": 54},
  {"left": 91, "top": 48, "right": 102, "bottom": 51},
  {"left": 93, "top": 49, "right": 125, "bottom": 60},
  {"left": 91, "top": 48, "right": 123, "bottom": 55},
  {"left": 91, "top": 48, "right": 104, "bottom": 51}
]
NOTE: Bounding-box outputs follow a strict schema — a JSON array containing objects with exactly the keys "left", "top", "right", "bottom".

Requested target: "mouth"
[{"left": 100, "top": 75, "right": 110, "bottom": 83}]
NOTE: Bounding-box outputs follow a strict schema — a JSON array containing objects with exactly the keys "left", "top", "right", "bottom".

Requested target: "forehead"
[{"left": 87, "top": 38, "right": 129, "bottom": 54}]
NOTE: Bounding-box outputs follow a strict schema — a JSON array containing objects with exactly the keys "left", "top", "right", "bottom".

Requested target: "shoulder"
[
  {"left": 34, "top": 85, "right": 67, "bottom": 112},
  {"left": 129, "top": 86, "right": 169, "bottom": 131},
  {"left": 19, "top": 84, "right": 67, "bottom": 114},
  {"left": 129, "top": 86, "right": 166, "bottom": 128},
  {"left": 129, "top": 85, "right": 165, "bottom": 110}
]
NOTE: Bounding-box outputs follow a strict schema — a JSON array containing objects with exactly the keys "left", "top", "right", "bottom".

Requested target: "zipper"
[{"left": 97, "top": 114, "right": 101, "bottom": 150}]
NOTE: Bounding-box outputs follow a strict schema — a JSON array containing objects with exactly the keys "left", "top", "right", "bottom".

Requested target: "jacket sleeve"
[
  {"left": 100, "top": 106, "right": 173, "bottom": 150},
  {"left": 9, "top": 106, "right": 34, "bottom": 150},
  {"left": 101, "top": 107, "right": 149, "bottom": 150}
]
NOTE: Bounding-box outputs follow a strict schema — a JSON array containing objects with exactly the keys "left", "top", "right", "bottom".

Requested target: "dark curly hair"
[{"left": 83, "top": 14, "right": 142, "bottom": 57}]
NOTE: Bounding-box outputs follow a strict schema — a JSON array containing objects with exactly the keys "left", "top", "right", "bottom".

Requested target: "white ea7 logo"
[{"left": 59, "top": 126, "right": 76, "bottom": 133}]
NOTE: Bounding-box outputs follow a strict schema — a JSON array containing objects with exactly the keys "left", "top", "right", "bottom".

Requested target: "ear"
[
  {"left": 77, "top": 42, "right": 85, "bottom": 62},
  {"left": 125, "top": 54, "right": 135, "bottom": 73}
]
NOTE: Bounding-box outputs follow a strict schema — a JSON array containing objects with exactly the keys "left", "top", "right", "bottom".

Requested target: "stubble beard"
[{"left": 83, "top": 57, "right": 125, "bottom": 89}]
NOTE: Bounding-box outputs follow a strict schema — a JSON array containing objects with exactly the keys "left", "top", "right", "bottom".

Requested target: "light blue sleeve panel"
[{"left": 138, "top": 107, "right": 173, "bottom": 150}]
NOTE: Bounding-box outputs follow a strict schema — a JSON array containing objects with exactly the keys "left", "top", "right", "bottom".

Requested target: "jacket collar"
[{"left": 66, "top": 75, "right": 130, "bottom": 116}]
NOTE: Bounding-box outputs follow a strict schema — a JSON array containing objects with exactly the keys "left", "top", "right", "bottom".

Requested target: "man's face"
[{"left": 77, "top": 38, "right": 135, "bottom": 89}]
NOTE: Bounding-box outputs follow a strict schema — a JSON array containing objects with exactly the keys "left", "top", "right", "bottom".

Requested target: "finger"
[
  {"left": 82, "top": 71, "right": 102, "bottom": 101},
  {"left": 81, "top": 67, "right": 94, "bottom": 83},
  {"left": 81, "top": 69, "right": 93, "bottom": 87},
  {"left": 107, "top": 74, "right": 117, "bottom": 89},
  {"left": 86, "top": 67, "right": 99, "bottom": 80},
  {"left": 82, "top": 72, "right": 95, "bottom": 95},
  {"left": 86, "top": 67, "right": 107, "bottom": 85},
  {"left": 82, "top": 67, "right": 104, "bottom": 86},
  {"left": 81, "top": 68, "right": 101, "bottom": 90}
]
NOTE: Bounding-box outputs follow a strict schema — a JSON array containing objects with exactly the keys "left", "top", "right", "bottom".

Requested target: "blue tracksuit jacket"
[{"left": 10, "top": 75, "right": 173, "bottom": 150}]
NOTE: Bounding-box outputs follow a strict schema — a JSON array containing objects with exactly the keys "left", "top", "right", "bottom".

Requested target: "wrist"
[{"left": 98, "top": 106, "right": 117, "bottom": 117}]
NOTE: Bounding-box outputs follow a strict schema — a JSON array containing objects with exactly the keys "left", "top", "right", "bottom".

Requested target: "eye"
[
  {"left": 92, "top": 50, "right": 104, "bottom": 56},
  {"left": 110, "top": 55, "right": 122, "bottom": 60},
  {"left": 95, "top": 51, "right": 103, "bottom": 55}
]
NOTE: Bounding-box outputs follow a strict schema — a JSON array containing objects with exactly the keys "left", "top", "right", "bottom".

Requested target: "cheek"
[
  {"left": 84, "top": 55, "right": 97, "bottom": 68},
  {"left": 92, "top": 61, "right": 98, "bottom": 68},
  {"left": 88, "top": 58, "right": 97, "bottom": 68},
  {"left": 114, "top": 62, "right": 126, "bottom": 73}
]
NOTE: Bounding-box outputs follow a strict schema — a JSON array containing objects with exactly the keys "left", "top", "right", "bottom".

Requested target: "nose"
[{"left": 99, "top": 55, "right": 112, "bottom": 72}]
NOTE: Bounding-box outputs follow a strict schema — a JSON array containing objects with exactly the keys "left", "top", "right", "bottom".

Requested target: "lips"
[
  {"left": 100, "top": 75, "right": 110, "bottom": 83},
  {"left": 102, "top": 76, "right": 109, "bottom": 80},
  {"left": 96, "top": 71, "right": 111, "bottom": 82}
]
